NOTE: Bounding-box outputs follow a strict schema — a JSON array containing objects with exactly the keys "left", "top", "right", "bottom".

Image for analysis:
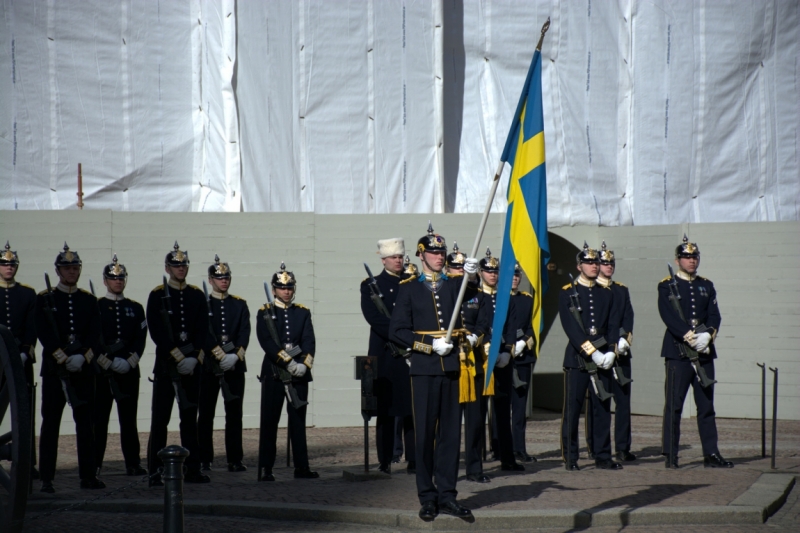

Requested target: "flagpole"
[{"left": 444, "top": 18, "right": 550, "bottom": 345}]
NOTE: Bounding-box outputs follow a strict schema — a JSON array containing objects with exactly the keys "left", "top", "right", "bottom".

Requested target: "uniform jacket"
[
  {"left": 204, "top": 291, "right": 250, "bottom": 373},
  {"left": 598, "top": 277, "right": 634, "bottom": 357},
  {"left": 97, "top": 293, "right": 147, "bottom": 377},
  {"left": 145, "top": 280, "right": 209, "bottom": 376},
  {"left": 508, "top": 290, "right": 537, "bottom": 365},
  {"left": 360, "top": 269, "right": 409, "bottom": 379},
  {"left": 256, "top": 300, "right": 316, "bottom": 383},
  {"left": 1, "top": 281, "right": 37, "bottom": 358},
  {"left": 557, "top": 275, "right": 622, "bottom": 369},
  {"left": 35, "top": 283, "right": 101, "bottom": 376},
  {"left": 389, "top": 272, "right": 478, "bottom": 376},
  {"left": 464, "top": 284, "right": 498, "bottom": 374},
  {"left": 657, "top": 271, "right": 720, "bottom": 360}
]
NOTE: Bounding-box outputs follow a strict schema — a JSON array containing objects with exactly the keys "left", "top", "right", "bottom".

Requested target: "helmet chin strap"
[{"left": 420, "top": 253, "right": 442, "bottom": 275}]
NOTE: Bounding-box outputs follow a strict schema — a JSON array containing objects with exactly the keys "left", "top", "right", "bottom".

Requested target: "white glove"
[
  {"left": 602, "top": 351, "right": 617, "bottom": 370},
  {"left": 591, "top": 352, "right": 605, "bottom": 367},
  {"left": 405, "top": 358, "right": 412, "bottom": 367},
  {"left": 432, "top": 338, "right": 453, "bottom": 356},
  {"left": 21, "top": 351, "right": 28, "bottom": 364},
  {"left": 464, "top": 257, "right": 479, "bottom": 275},
  {"left": 496, "top": 352, "right": 511, "bottom": 368},
  {"left": 700, "top": 346, "right": 711, "bottom": 355},
  {"left": 617, "top": 338, "right": 630, "bottom": 354},
  {"left": 220, "top": 353, "right": 239, "bottom": 372},
  {"left": 65, "top": 354, "right": 86, "bottom": 372},
  {"left": 466, "top": 334, "right": 478, "bottom": 347},
  {"left": 287, "top": 360, "right": 300, "bottom": 376},
  {"left": 694, "top": 332, "right": 712, "bottom": 353},
  {"left": 111, "top": 357, "right": 132, "bottom": 374},
  {"left": 294, "top": 363, "right": 308, "bottom": 378},
  {"left": 514, "top": 340, "right": 527, "bottom": 356},
  {"left": 176, "top": 357, "right": 198, "bottom": 375}
]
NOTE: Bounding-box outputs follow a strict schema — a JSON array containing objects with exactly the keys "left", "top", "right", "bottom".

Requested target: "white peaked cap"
[{"left": 377, "top": 238, "right": 405, "bottom": 258}]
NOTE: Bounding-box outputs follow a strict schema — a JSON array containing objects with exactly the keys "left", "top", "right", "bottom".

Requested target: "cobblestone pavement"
[{"left": 17, "top": 412, "right": 800, "bottom": 531}]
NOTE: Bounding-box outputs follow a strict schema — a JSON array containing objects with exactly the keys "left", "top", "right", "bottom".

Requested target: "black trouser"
[
  {"left": 197, "top": 371, "right": 246, "bottom": 464},
  {"left": 39, "top": 371, "right": 96, "bottom": 482},
  {"left": 662, "top": 358, "right": 719, "bottom": 458},
  {"left": 147, "top": 372, "right": 202, "bottom": 475},
  {"left": 511, "top": 361, "right": 534, "bottom": 454},
  {"left": 585, "top": 360, "right": 632, "bottom": 455},
  {"left": 489, "top": 365, "right": 516, "bottom": 465},
  {"left": 462, "top": 373, "right": 488, "bottom": 475},
  {"left": 25, "top": 360, "right": 37, "bottom": 468},
  {"left": 393, "top": 417, "right": 405, "bottom": 457},
  {"left": 411, "top": 373, "right": 461, "bottom": 505},
  {"left": 258, "top": 375, "right": 309, "bottom": 473},
  {"left": 380, "top": 414, "right": 414, "bottom": 464},
  {"left": 93, "top": 372, "right": 142, "bottom": 470},
  {"left": 561, "top": 367, "right": 612, "bottom": 464}
]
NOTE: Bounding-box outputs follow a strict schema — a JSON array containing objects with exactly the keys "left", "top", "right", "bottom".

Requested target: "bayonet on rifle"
[
  {"left": 567, "top": 274, "right": 613, "bottom": 401},
  {"left": 202, "top": 281, "right": 239, "bottom": 402},
  {"left": 262, "top": 282, "right": 307, "bottom": 409},
  {"left": 666, "top": 264, "right": 716, "bottom": 388}
]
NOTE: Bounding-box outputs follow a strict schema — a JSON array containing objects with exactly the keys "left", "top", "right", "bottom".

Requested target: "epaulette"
[
  {"left": 361, "top": 277, "right": 369, "bottom": 283},
  {"left": 449, "top": 272, "right": 464, "bottom": 278},
  {"left": 561, "top": 283, "right": 573, "bottom": 290},
  {"left": 78, "top": 288, "right": 92, "bottom": 295},
  {"left": 659, "top": 276, "right": 671, "bottom": 283},
  {"left": 259, "top": 304, "right": 270, "bottom": 312},
  {"left": 151, "top": 284, "right": 164, "bottom": 292},
  {"left": 38, "top": 289, "right": 49, "bottom": 296},
  {"left": 187, "top": 284, "right": 200, "bottom": 291},
  {"left": 613, "top": 281, "right": 626, "bottom": 288},
  {"left": 697, "top": 276, "right": 709, "bottom": 281},
  {"left": 400, "top": 277, "right": 416, "bottom": 285},
  {"left": 294, "top": 303, "right": 309, "bottom": 310},
  {"left": 19, "top": 283, "right": 36, "bottom": 291},
  {"left": 230, "top": 294, "right": 246, "bottom": 301},
  {"left": 519, "top": 291, "right": 533, "bottom": 298}
]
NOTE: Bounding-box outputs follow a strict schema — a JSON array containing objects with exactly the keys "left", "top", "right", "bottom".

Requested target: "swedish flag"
[{"left": 485, "top": 43, "right": 550, "bottom": 387}]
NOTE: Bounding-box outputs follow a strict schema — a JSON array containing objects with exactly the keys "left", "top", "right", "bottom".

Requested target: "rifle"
[
  {"left": 89, "top": 279, "right": 128, "bottom": 401},
  {"left": 363, "top": 263, "right": 406, "bottom": 358},
  {"left": 611, "top": 327, "right": 633, "bottom": 386},
  {"left": 509, "top": 327, "right": 529, "bottom": 390},
  {"left": 566, "top": 274, "right": 613, "bottom": 401},
  {"left": 202, "top": 281, "right": 240, "bottom": 402},
  {"left": 159, "top": 276, "right": 196, "bottom": 410},
  {"left": 42, "top": 273, "right": 87, "bottom": 407},
  {"left": 261, "top": 282, "right": 307, "bottom": 410},
  {"left": 666, "top": 265, "right": 717, "bottom": 388}
]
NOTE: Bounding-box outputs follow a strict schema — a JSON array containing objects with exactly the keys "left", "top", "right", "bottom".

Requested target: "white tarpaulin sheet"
[{"left": 1, "top": 0, "right": 798, "bottom": 222}]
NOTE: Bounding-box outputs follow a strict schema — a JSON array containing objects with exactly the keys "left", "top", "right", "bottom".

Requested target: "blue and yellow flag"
[{"left": 485, "top": 44, "right": 550, "bottom": 388}]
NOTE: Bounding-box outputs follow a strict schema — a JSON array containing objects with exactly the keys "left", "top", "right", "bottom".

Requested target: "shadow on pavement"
[{"left": 458, "top": 480, "right": 569, "bottom": 510}]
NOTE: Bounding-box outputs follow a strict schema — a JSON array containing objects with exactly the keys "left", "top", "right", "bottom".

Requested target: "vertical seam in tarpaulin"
[
  {"left": 298, "top": 0, "right": 309, "bottom": 212},
  {"left": 585, "top": 1, "right": 598, "bottom": 225},
  {"left": 10, "top": 1, "right": 18, "bottom": 209},
  {"left": 156, "top": 0, "right": 165, "bottom": 211},
  {"left": 549, "top": 3, "right": 572, "bottom": 225},
  {"left": 433, "top": 0, "right": 444, "bottom": 212},
  {"left": 755, "top": 1, "right": 773, "bottom": 221},
  {"left": 401, "top": 0, "right": 408, "bottom": 211},
  {"left": 367, "top": 0, "right": 375, "bottom": 213},
  {"left": 47, "top": 0, "right": 60, "bottom": 209},
  {"left": 191, "top": 0, "right": 204, "bottom": 211},
  {"left": 120, "top": 0, "right": 132, "bottom": 212},
  {"left": 624, "top": 0, "right": 635, "bottom": 224},
  {"left": 477, "top": 0, "right": 501, "bottom": 213},
  {"left": 616, "top": 0, "right": 633, "bottom": 226},
  {"left": 690, "top": 0, "right": 706, "bottom": 222},
  {"left": 661, "top": 11, "right": 671, "bottom": 218},
  {"left": 222, "top": 0, "right": 240, "bottom": 212}
]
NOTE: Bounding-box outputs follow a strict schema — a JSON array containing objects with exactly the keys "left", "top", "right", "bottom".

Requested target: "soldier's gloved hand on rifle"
[
  {"left": 65, "top": 354, "right": 86, "bottom": 372},
  {"left": 111, "top": 357, "right": 132, "bottom": 374},
  {"left": 466, "top": 334, "right": 478, "bottom": 347},
  {"left": 176, "top": 357, "right": 198, "bottom": 375},
  {"left": 287, "top": 360, "right": 306, "bottom": 377},
  {"left": 700, "top": 346, "right": 711, "bottom": 355},
  {"left": 617, "top": 337, "right": 630, "bottom": 354},
  {"left": 464, "top": 257, "right": 479, "bottom": 276},
  {"left": 432, "top": 338, "right": 453, "bottom": 356},
  {"left": 496, "top": 352, "right": 511, "bottom": 368},
  {"left": 220, "top": 353, "right": 239, "bottom": 372},
  {"left": 694, "top": 332, "right": 712, "bottom": 353},
  {"left": 601, "top": 351, "right": 616, "bottom": 370},
  {"left": 514, "top": 339, "right": 527, "bottom": 357},
  {"left": 591, "top": 352, "right": 605, "bottom": 367},
  {"left": 21, "top": 351, "right": 28, "bottom": 364}
]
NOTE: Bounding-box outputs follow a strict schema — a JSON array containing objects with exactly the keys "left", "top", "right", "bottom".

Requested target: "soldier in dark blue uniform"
[
  {"left": 93, "top": 254, "right": 148, "bottom": 476},
  {"left": 585, "top": 243, "right": 636, "bottom": 462},
  {"left": 36, "top": 243, "right": 104, "bottom": 492},
  {"left": 389, "top": 223, "right": 478, "bottom": 521},
  {"left": 256, "top": 262, "right": 319, "bottom": 481},
  {"left": 146, "top": 242, "right": 210, "bottom": 485},
  {"left": 360, "top": 238, "right": 415, "bottom": 475},
  {"left": 558, "top": 243, "right": 622, "bottom": 471},
  {"left": 659, "top": 236, "right": 733, "bottom": 469},
  {"left": 508, "top": 264, "right": 538, "bottom": 463},
  {"left": 198, "top": 255, "right": 250, "bottom": 473},
  {"left": 0, "top": 241, "right": 39, "bottom": 478}
]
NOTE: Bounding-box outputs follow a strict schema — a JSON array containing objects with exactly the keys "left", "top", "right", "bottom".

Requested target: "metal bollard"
[
  {"left": 757, "top": 363, "right": 766, "bottom": 458},
  {"left": 768, "top": 367, "right": 778, "bottom": 470},
  {"left": 158, "top": 445, "right": 189, "bottom": 533}
]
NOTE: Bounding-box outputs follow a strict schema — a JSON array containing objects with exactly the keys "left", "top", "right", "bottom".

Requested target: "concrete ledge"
[
  {"left": 591, "top": 505, "right": 764, "bottom": 526},
  {"left": 729, "top": 473, "right": 796, "bottom": 520}
]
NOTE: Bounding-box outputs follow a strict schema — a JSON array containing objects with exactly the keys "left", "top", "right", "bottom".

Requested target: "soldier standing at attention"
[
  {"left": 508, "top": 264, "right": 538, "bottom": 463},
  {"left": 36, "top": 243, "right": 104, "bottom": 492},
  {"left": 389, "top": 223, "right": 479, "bottom": 521},
  {"left": 445, "top": 242, "right": 465, "bottom": 276},
  {"left": 146, "top": 242, "right": 210, "bottom": 485},
  {"left": 558, "top": 243, "right": 622, "bottom": 471},
  {"left": 659, "top": 236, "right": 733, "bottom": 469},
  {"left": 256, "top": 262, "right": 319, "bottom": 481},
  {"left": 0, "top": 241, "right": 39, "bottom": 478},
  {"left": 198, "top": 255, "right": 250, "bottom": 473},
  {"left": 93, "top": 254, "right": 148, "bottom": 476},
  {"left": 360, "top": 238, "right": 415, "bottom": 475}
]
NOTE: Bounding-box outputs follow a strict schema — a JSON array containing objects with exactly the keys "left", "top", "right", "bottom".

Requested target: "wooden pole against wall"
[{"left": 77, "top": 163, "right": 84, "bottom": 210}]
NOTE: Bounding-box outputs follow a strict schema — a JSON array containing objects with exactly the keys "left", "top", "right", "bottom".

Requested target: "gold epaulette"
[
  {"left": 294, "top": 303, "right": 309, "bottom": 310},
  {"left": 561, "top": 283, "right": 573, "bottom": 290},
  {"left": 400, "top": 277, "right": 416, "bottom": 285},
  {"left": 78, "top": 288, "right": 92, "bottom": 295},
  {"left": 187, "top": 284, "right": 200, "bottom": 290},
  {"left": 259, "top": 304, "right": 270, "bottom": 312},
  {"left": 361, "top": 277, "right": 369, "bottom": 283},
  {"left": 697, "top": 276, "right": 709, "bottom": 281},
  {"left": 19, "top": 283, "right": 35, "bottom": 291},
  {"left": 519, "top": 291, "right": 533, "bottom": 298},
  {"left": 151, "top": 284, "right": 165, "bottom": 292},
  {"left": 37, "top": 289, "right": 49, "bottom": 296},
  {"left": 613, "top": 281, "right": 626, "bottom": 288},
  {"left": 659, "top": 276, "right": 671, "bottom": 283},
  {"left": 230, "top": 294, "right": 246, "bottom": 301}
]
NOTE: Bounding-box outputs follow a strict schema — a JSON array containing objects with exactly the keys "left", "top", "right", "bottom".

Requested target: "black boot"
[{"left": 704, "top": 454, "right": 734, "bottom": 468}]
